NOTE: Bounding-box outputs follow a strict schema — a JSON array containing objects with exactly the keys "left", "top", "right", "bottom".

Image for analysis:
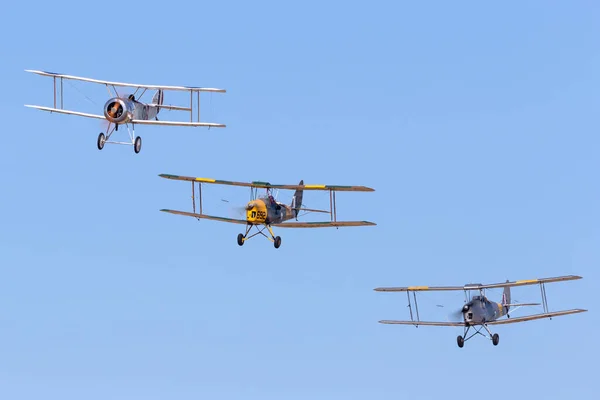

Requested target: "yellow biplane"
[{"left": 159, "top": 174, "right": 376, "bottom": 248}]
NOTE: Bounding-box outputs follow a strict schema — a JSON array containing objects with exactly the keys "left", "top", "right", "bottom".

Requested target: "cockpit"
[{"left": 471, "top": 295, "right": 488, "bottom": 302}]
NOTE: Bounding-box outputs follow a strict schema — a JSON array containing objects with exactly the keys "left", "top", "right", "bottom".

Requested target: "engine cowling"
[{"left": 103, "top": 98, "right": 130, "bottom": 124}]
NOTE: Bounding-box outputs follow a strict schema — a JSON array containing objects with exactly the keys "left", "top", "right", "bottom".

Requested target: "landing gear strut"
[
  {"left": 96, "top": 122, "right": 142, "bottom": 153},
  {"left": 236, "top": 224, "right": 283, "bottom": 249},
  {"left": 456, "top": 324, "right": 500, "bottom": 348}
]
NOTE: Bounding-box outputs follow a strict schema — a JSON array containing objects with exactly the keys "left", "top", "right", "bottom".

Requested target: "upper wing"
[
  {"left": 473, "top": 275, "right": 583, "bottom": 290},
  {"left": 26, "top": 69, "right": 226, "bottom": 93},
  {"left": 25, "top": 105, "right": 105, "bottom": 120},
  {"left": 379, "top": 320, "right": 465, "bottom": 327},
  {"left": 160, "top": 209, "right": 247, "bottom": 225},
  {"left": 159, "top": 174, "right": 375, "bottom": 192},
  {"left": 487, "top": 309, "right": 587, "bottom": 325},
  {"left": 374, "top": 275, "right": 583, "bottom": 293},
  {"left": 273, "top": 221, "right": 376, "bottom": 228}
]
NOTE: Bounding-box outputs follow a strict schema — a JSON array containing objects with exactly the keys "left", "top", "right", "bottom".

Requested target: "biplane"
[
  {"left": 24, "top": 70, "right": 226, "bottom": 153},
  {"left": 374, "top": 275, "right": 587, "bottom": 347},
  {"left": 159, "top": 174, "right": 376, "bottom": 248}
]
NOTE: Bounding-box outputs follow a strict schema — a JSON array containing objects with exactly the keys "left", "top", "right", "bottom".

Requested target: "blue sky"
[{"left": 1, "top": 1, "right": 598, "bottom": 399}]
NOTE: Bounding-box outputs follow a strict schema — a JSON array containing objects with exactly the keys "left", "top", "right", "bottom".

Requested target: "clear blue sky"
[{"left": 1, "top": 1, "right": 598, "bottom": 399}]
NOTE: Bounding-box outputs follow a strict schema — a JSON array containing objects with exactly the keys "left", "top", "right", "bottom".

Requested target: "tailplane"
[{"left": 291, "top": 180, "right": 304, "bottom": 220}]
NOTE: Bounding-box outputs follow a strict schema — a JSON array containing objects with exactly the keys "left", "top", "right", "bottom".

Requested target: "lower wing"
[
  {"left": 378, "top": 309, "right": 587, "bottom": 327},
  {"left": 379, "top": 320, "right": 465, "bottom": 327},
  {"left": 487, "top": 309, "right": 587, "bottom": 325},
  {"left": 132, "top": 119, "right": 225, "bottom": 128},
  {"left": 274, "top": 221, "right": 376, "bottom": 228},
  {"left": 160, "top": 209, "right": 247, "bottom": 225},
  {"left": 25, "top": 105, "right": 104, "bottom": 120},
  {"left": 25, "top": 105, "right": 225, "bottom": 127}
]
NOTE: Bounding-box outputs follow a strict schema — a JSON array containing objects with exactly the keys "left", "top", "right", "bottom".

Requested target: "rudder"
[
  {"left": 291, "top": 180, "right": 304, "bottom": 219},
  {"left": 502, "top": 281, "right": 511, "bottom": 315},
  {"left": 152, "top": 89, "right": 164, "bottom": 114}
]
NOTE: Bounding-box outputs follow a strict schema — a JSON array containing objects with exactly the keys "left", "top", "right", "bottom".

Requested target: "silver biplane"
[
  {"left": 375, "top": 275, "right": 587, "bottom": 347},
  {"left": 25, "top": 70, "right": 226, "bottom": 153}
]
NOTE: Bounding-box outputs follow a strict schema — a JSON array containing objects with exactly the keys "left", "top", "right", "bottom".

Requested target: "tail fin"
[
  {"left": 291, "top": 180, "right": 304, "bottom": 219},
  {"left": 152, "top": 89, "right": 164, "bottom": 113},
  {"left": 502, "top": 281, "right": 511, "bottom": 314}
]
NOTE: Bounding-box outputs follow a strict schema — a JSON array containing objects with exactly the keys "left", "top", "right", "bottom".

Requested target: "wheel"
[
  {"left": 492, "top": 333, "right": 499, "bottom": 346},
  {"left": 97, "top": 133, "right": 105, "bottom": 150},
  {"left": 237, "top": 233, "right": 244, "bottom": 246},
  {"left": 274, "top": 236, "right": 282, "bottom": 249},
  {"left": 134, "top": 136, "right": 142, "bottom": 154},
  {"left": 457, "top": 335, "right": 464, "bottom": 348}
]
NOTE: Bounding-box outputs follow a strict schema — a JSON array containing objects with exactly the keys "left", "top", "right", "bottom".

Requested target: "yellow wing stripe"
[
  {"left": 194, "top": 177, "right": 216, "bottom": 183},
  {"left": 304, "top": 184, "right": 326, "bottom": 189},
  {"left": 516, "top": 279, "right": 538, "bottom": 284},
  {"left": 407, "top": 286, "right": 429, "bottom": 290}
]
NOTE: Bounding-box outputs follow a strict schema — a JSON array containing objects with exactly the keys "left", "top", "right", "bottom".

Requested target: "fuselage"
[
  {"left": 245, "top": 196, "right": 294, "bottom": 225},
  {"left": 462, "top": 295, "right": 507, "bottom": 325}
]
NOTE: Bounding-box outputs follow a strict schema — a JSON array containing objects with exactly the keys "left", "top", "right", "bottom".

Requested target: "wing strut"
[
  {"left": 52, "top": 76, "right": 65, "bottom": 109},
  {"left": 329, "top": 190, "right": 338, "bottom": 222},
  {"left": 191, "top": 181, "right": 203, "bottom": 217},
  {"left": 540, "top": 282, "right": 549, "bottom": 315},
  {"left": 406, "top": 291, "right": 421, "bottom": 326}
]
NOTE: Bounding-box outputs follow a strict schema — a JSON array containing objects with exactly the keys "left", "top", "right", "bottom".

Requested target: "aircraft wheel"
[
  {"left": 457, "top": 336, "right": 464, "bottom": 348},
  {"left": 492, "top": 333, "right": 499, "bottom": 346},
  {"left": 237, "top": 233, "right": 244, "bottom": 246},
  {"left": 134, "top": 136, "right": 142, "bottom": 154},
  {"left": 97, "top": 133, "right": 105, "bottom": 150},
  {"left": 274, "top": 236, "right": 282, "bottom": 249}
]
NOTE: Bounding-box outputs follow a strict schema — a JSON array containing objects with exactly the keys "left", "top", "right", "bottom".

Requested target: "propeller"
[
  {"left": 99, "top": 89, "right": 129, "bottom": 133},
  {"left": 226, "top": 204, "right": 250, "bottom": 219},
  {"left": 448, "top": 304, "right": 469, "bottom": 322}
]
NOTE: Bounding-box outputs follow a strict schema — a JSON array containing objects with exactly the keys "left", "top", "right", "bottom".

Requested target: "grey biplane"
[
  {"left": 25, "top": 70, "right": 226, "bottom": 153},
  {"left": 159, "top": 174, "right": 376, "bottom": 248},
  {"left": 375, "top": 275, "right": 587, "bottom": 347}
]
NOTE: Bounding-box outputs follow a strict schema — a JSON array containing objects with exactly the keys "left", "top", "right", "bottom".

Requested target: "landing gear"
[
  {"left": 457, "top": 324, "right": 500, "bottom": 347},
  {"left": 134, "top": 136, "right": 142, "bottom": 154},
  {"left": 234, "top": 224, "right": 283, "bottom": 249},
  {"left": 97, "top": 133, "right": 105, "bottom": 150},
  {"left": 492, "top": 333, "right": 500, "bottom": 346},
  {"left": 96, "top": 123, "right": 141, "bottom": 153}
]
